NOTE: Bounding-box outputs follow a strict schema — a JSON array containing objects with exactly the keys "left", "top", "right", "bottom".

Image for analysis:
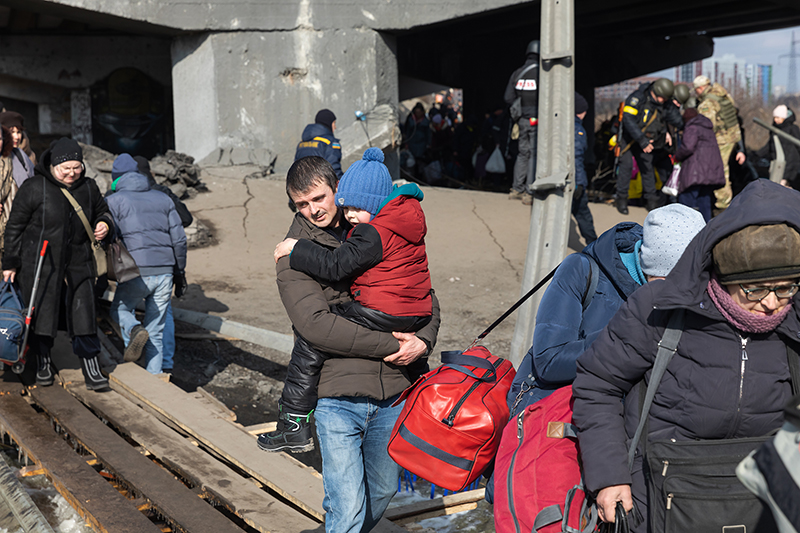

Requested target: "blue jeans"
[
  {"left": 162, "top": 303, "right": 175, "bottom": 371},
  {"left": 111, "top": 273, "right": 173, "bottom": 374},
  {"left": 315, "top": 396, "right": 403, "bottom": 533}
]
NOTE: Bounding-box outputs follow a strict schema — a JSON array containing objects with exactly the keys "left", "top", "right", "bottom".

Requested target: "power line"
[{"left": 779, "top": 30, "right": 799, "bottom": 95}]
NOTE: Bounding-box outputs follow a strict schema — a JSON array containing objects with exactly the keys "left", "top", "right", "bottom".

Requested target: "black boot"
[
  {"left": 36, "top": 353, "right": 54, "bottom": 387},
  {"left": 615, "top": 197, "right": 629, "bottom": 215},
  {"left": 257, "top": 406, "right": 314, "bottom": 453},
  {"left": 645, "top": 197, "right": 660, "bottom": 212},
  {"left": 80, "top": 356, "right": 110, "bottom": 392}
]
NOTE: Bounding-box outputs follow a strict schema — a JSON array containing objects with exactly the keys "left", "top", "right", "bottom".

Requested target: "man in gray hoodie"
[{"left": 107, "top": 153, "right": 187, "bottom": 374}]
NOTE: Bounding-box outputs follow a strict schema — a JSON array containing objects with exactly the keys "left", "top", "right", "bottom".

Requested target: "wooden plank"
[
  {"left": 194, "top": 387, "right": 237, "bottom": 421},
  {"left": 0, "top": 456, "right": 55, "bottom": 532},
  {"left": 243, "top": 422, "right": 277, "bottom": 436},
  {"left": 109, "top": 362, "right": 327, "bottom": 520},
  {"left": 29, "top": 385, "right": 245, "bottom": 533},
  {"left": 384, "top": 489, "right": 486, "bottom": 522},
  {"left": 68, "top": 384, "right": 319, "bottom": 533},
  {"left": 0, "top": 385, "right": 162, "bottom": 533}
]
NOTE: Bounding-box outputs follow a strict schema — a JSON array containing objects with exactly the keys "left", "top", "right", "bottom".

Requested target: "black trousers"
[
  {"left": 280, "top": 302, "right": 431, "bottom": 414},
  {"left": 29, "top": 333, "right": 101, "bottom": 361}
]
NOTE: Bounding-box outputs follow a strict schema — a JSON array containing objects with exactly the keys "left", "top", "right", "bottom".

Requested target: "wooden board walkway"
[
  {"left": 29, "top": 385, "right": 246, "bottom": 533},
  {"left": 67, "top": 383, "right": 319, "bottom": 533},
  {"left": 0, "top": 384, "right": 162, "bottom": 533}
]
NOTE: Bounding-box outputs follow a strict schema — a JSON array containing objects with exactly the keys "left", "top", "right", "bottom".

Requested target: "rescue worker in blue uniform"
[
  {"left": 505, "top": 40, "right": 540, "bottom": 205},
  {"left": 615, "top": 78, "right": 683, "bottom": 214},
  {"left": 295, "top": 109, "right": 342, "bottom": 178},
  {"left": 573, "top": 93, "right": 597, "bottom": 244}
]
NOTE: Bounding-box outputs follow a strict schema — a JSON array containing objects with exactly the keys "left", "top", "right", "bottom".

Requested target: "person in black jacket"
[
  {"left": 572, "top": 179, "right": 800, "bottom": 531},
  {"left": 2, "top": 138, "right": 114, "bottom": 390},
  {"left": 615, "top": 78, "right": 683, "bottom": 214},
  {"left": 505, "top": 40, "right": 540, "bottom": 204},
  {"left": 294, "top": 109, "right": 342, "bottom": 179},
  {"left": 754, "top": 105, "right": 800, "bottom": 190}
]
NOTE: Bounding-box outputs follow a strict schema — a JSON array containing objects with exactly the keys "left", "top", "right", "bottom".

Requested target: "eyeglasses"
[{"left": 739, "top": 284, "right": 800, "bottom": 302}]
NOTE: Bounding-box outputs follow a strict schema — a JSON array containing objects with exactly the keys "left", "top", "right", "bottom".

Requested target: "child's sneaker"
[{"left": 257, "top": 407, "right": 314, "bottom": 453}]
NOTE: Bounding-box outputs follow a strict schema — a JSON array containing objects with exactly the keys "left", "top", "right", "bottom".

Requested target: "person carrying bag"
[{"left": 572, "top": 179, "right": 800, "bottom": 532}]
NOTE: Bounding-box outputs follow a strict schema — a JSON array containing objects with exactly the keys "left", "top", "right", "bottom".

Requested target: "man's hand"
[
  {"left": 383, "top": 332, "right": 427, "bottom": 366},
  {"left": 94, "top": 221, "right": 109, "bottom": 241},
  {"left": 596, "top": 485, "right": 633, "bottom": 524},
  {"left": 2, "top": 269, "right": 15, "bottom": 283},
  {"left": 665, "top": 131, "right": 672, "bottom": 146},
  {"left": 274, "top": 238, "right": 298, "bottom": 263},
  {"left": 735, "top": 151, "right": 746, "bottom": 165},
  {"left": 643, "top": 140, "right": 654, "bottom": 154}
]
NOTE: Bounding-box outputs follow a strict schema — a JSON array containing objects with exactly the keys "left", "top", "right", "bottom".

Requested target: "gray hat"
[{"left": 640, "top": 204, "right": 706, "bottom": 277}]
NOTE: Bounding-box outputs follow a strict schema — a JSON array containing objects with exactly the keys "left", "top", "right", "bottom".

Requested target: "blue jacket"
[
  {"left": 508, "top": 221, "right": 643, "bottom": 410},
  {"left": 294, "top": 123, "right": 342, "bottom": 178},
  {"left": 575, "top": 116, "right": 588, "bottom": 189},
  {"left": 106, "top": 172, "right": 187, "bottom": 276}
]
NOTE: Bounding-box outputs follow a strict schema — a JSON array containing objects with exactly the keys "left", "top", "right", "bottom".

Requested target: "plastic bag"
[
  {"left": 662, "top": 163, "right": 681, "bottom": 197},
  {"left": 485, "top": 146, "right": 506, "bottom": 174}
]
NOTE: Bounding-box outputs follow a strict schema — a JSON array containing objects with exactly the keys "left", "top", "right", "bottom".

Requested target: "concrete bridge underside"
[{"left": 0, "top": 0, "right": 798, "bottom": 169}]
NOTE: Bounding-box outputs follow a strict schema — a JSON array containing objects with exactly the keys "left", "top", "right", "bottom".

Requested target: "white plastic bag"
[
  {"left": 662, "top": 163, "right": 681, "bottom": 197},
  {"left": 485, "top": 146, "right": 506, "bottom": 174}
]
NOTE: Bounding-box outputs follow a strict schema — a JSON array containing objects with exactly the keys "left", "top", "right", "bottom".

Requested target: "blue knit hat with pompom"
[{"left": 334, "top": 147, "right": 392, "bottom": 215}]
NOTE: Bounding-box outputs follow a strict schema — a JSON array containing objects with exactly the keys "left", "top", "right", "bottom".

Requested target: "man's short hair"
[{"left": 286, "top": 156, "right": 338, "bottom": 205}]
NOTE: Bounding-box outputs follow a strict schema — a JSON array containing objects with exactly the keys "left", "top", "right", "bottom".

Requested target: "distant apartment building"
[
  {"left": 674, "top": 55, "right": 772, "bottom": 103},
  {"left": 594, "top": 76, "right": 661, "bottom": 101}
]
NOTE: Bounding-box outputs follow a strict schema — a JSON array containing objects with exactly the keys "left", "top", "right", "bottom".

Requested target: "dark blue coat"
[
  {"left": 106, "top": 172, "right": 187, "bottom": 275},
  {"left": 572, "top": 180, "right": 800, "bottom": 522},
  {"left": 294, "top": 123, "right": 342, "bottom": 178},
  {"left": 508, "top": 222, "right": 643, "bottom": 410},
  {"left": 575, "top": 116, "right": 588, "bottom": 189}
]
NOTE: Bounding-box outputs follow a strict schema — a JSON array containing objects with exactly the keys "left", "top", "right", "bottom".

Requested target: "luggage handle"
[
  {"left": 0, "top": 281, "right": 22, "bottom": 311},
  {"left": 440, "top": 351, "right": 498, "bottom": 382}
]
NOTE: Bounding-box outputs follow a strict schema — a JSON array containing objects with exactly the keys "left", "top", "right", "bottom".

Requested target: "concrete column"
[
  {"left": 170, "top": 28, "right": 399, "bottom": 171},
  {"left": 70, "top": 88, "right": 92, "bottom": 144}
]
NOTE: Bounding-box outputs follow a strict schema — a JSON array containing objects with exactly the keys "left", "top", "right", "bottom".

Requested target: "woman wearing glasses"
[
  {"left": 2, "top": 137, "right": 113, "bottom": 391},
  {"left": 571, "top": 178, "right": 800, "bottom": 532}
]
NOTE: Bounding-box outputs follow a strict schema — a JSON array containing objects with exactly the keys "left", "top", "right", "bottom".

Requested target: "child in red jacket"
[{"left": 259, "top": 147, "right": 432, "bottom": 453}]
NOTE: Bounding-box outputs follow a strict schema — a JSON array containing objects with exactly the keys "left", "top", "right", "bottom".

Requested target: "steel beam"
[{"left": 509, "top": 0, "right": 575, "bottom": 367}]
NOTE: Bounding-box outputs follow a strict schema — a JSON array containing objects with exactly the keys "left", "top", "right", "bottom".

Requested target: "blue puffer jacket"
[
  {"left": 508, "top": 221, "right": 643, "bottom": 410},
  {"left": 294, "top": 123, "right": 342, "bottom": 178},
  {"left": 105, "top": 172, "right": 187, "bottom": 276}
]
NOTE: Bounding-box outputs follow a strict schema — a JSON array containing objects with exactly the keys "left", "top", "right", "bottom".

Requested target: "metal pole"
[
  {"left": 508, "top": 0, "right": 575, "bottom": 368},
  {"left": 753, "top": 117, "right": 800, "bottom": 149}
]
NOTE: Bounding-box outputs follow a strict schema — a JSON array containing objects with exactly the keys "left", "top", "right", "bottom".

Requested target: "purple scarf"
[{"left": 707, "top": 276, "right": 792, "bottom": 334}]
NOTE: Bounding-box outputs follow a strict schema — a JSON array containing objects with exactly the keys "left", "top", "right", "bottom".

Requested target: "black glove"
[
  {"left": 573, "top": 184, "right": 584, "bottom": 200},
  {"left": 174, "top": 269, "right": 187, "bottom": 298}
]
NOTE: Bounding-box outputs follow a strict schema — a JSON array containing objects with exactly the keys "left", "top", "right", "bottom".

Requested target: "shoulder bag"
[
  {"left": 59, "top": 188, "right": 107, "bottom": 278},
  {"left": 106, "top": 240, "right": 140, "bottom": 283}
]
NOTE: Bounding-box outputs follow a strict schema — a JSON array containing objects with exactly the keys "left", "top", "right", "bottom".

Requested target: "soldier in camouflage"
[{"left": 693, "top": 76, "right": 746, "bottom": 211}]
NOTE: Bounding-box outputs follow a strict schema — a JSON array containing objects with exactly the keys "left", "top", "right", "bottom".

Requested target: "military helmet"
[
  {"left": 652, "top": 78, "right": 674, "bottom": 99},
  {"left": 673, "top": 84, "right": 690, "bottom": 104},
  {"left": 526, "top": 40, "right": 540, "bottom": 56}
]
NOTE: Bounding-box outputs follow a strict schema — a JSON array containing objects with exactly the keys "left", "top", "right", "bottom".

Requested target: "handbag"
[
  {"left": 387, "top": 346, "right": 516, "bottom": 491},
  {"left": 629, "top": 309, "right": 799, "bottom": 533},
  {"left": 661, "top": 163, "right": 681, "bottom": 197},
  {"left": 59, "top": 188, "right": 107, "bottom": 278},
  {"left": 106, "top": 240, "right": 140, "bottom": 283}
]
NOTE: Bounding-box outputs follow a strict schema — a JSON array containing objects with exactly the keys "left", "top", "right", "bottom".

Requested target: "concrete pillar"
[
  {"left": 171, "top": 28, "right": 399, "bottom": 171},
  {"left": 70, "top": 88, "right": 92, "bottom": 144}
]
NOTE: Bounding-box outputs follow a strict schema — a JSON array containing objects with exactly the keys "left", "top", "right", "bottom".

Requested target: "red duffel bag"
[{"left": 387, "top": 346, "right": 515, "bottom": 491}]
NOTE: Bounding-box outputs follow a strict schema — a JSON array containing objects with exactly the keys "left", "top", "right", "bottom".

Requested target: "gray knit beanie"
[{"left": 640, "top": 204, "right": 706, "bottom": 277}]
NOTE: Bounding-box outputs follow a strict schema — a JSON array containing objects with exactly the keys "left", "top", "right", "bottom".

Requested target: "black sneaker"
[
  {"left": 615, "top": 198, "right": 629, "bottom": 215},
  {"left": 36, "top": 354, "right": 54, "bottom": 387},
  {"left": 80, "top": 356, "right": 111, "bottom": 392},
  {"left": 124, "top": 325, "right": 149, "bottom": 362},
  {"left": 257, "top": 409, "right": 314, "bottom": 453}
]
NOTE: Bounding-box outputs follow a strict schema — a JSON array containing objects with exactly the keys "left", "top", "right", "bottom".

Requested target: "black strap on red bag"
[{"left": 441, "top": 351, "right": 498, "bottom": 382}]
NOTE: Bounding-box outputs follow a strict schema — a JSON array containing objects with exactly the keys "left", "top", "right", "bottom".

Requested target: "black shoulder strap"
[
  {"left": 627, "top": 309, "right": 686, "bottom": 470},
  {"left": 581, "top": 254, "right": 600, "bottom": 311},
  {"left": 786, "top": 343, "right": 800, "bottom": 396},
  {"left": 12, "top": 148, "right": 26, "bottom": 169}
]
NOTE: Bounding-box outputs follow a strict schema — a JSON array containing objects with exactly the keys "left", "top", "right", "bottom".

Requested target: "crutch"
[{"left": 14, "top": 240, "right": 48, "bottom": 373}]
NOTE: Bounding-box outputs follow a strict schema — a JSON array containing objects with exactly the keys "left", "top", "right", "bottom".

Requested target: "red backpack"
[
  {"left": 493, "top": 385, "right": 597, "bottom": 533},
  {"left": 388, "top": 346, "right": 515, "bottom": 491}
]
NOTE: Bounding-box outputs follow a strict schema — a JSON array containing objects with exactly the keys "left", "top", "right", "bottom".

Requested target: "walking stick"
[{"left": 17, "top": 240, "right": 48, "bottom": 367}]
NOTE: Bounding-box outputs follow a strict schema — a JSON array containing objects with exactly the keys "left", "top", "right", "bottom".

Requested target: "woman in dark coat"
[
  {"left": 572, "top": 179, "right": 800, "bottom": 531},
  {"left": 672, "top": 108, "right": 725, "bottom": 221},
  {"left": 755, "top": 105, "right": 800, "bottom": 190},
  {"left": 2, "top": 138, "right": 114, "bottom": 390}
]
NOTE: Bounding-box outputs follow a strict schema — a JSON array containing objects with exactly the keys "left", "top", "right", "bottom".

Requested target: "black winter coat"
[
  {"left": 573, "top": 179, "right": 800, "bottom": 525},
  {"left": 672, "top": 114, "right": 725, "bottom": 192},
  {"left": 2, "top": 148, "right": 114, "bottom": 338},
  {"left": 755, "top": 114, "right": 800, "bottom": 189}
]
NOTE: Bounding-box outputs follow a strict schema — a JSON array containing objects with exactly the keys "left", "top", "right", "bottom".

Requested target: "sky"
[{"left": 652, "top": 25, "right": 800, "bottom": 90}]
